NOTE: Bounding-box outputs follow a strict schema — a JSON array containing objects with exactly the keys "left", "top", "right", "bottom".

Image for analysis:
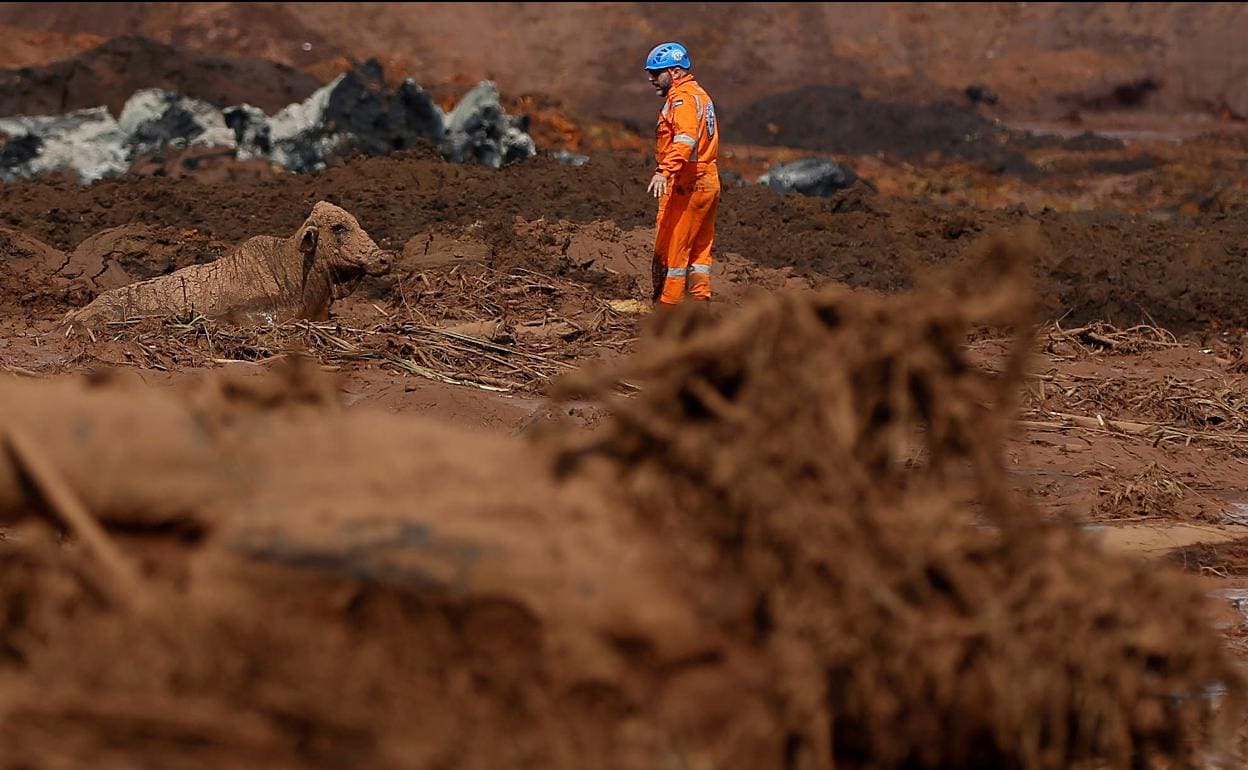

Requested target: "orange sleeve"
[{"left": 657, "top": 96, "right": 700, "bottom": 178}]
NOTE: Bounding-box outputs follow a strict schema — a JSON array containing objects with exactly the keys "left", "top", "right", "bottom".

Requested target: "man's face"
[{"left": 647, "top": 67, "right": 674, "bottom": 97}]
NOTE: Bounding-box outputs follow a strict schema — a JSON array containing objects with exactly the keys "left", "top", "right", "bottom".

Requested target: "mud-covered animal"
[{"left": 64, "top": 202, "right": 391, "bottom": 327}]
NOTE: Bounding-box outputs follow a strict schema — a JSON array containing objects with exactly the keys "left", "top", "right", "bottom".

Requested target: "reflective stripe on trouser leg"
[
  {"left": 687, "top": 263, "right": 711, "bottom": 301},
  {"left": 686, "top": 188, "right": 719, "bottom": 301}
]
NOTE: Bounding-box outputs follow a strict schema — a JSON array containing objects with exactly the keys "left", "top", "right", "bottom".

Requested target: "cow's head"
[{"left": 297, "top": 202, "right": 392, "bottom": 299}]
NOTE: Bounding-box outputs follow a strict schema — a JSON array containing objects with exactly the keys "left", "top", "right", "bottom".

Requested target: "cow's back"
[{"left": 66, "top": 235, "right": 298, "bottom": 326}]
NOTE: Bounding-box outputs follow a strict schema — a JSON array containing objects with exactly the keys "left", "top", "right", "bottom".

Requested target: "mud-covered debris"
[
  {"left": 757, "top": 157, "right": 859, "bottom": 197},
  {"left": 551, "top": 149, "right": 590, "bottom": 167},
  {"left": 0, "top": 60, "right": 534, "bottom": 182},
  {"left": 247, "top": 74, "right": 349, "bottom": 173},
  {"left": 0, "top": 90, "right": 237, "bottom": 183},
  {"left": 117, "top": 89, "right": 236, "bottom": 159},
  {"left": 443, "top": 80, "right": 537, "bottom": 168},
  {"left": 232, "top": 59, "right": 448, "bottom": 173},
  {"left": 388, "top": 79, "right": 449, "bottom": 149},
  {"left": 0, "top": 130, "right": 41, "bottom": 167},
  {"left": 222, "top": 104, "right": 272, "bottom": 158},
  {"left": 0, "top": 107, "right": 128, "bottom": 183}
]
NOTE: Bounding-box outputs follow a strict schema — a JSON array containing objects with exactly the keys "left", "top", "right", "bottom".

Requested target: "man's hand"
[{"left": 647, "top": 173, "right": 669, "bottom": 198}]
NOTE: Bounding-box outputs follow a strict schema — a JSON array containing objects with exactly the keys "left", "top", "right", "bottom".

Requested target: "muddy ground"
[
  {"left": 3, "top": 141, "right": 1248, "bottom": 506},
  {"left": 4, "top": 222, "right": 1248, "bottom": 769},
  {"left": 5, "top": 13, "right": 1248, "bottom": 770},
  {"left": 4, "top": 145, "right": 1248, "bottom": 335},
  {"left": 4, "top": 145, "right": 1248, "bottom": 625}
]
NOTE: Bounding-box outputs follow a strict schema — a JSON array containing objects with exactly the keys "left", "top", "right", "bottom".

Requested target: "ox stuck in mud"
[
  {"left": 63, "top": 201, "right": 392, "bottom": 327},
  {"left": 4, "top": 6, "right": 1248, "bottom": 770}
]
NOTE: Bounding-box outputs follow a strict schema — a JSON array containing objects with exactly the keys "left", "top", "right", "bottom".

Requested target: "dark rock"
[
  {"left": 0, "top": 132, "right": 41, "bottom": 167},
  {"left": 443, "top": 81, "right": 536, "bottom": 168},
  {"left": 0, "top": 58, "right": 534, "bottom": 183},
  {"left": 224, "top": 105, "right": 272, "bottom": 156},
  {"left": 552, "top": 149, "right": 590, "bottom": 167},
  {"left": 758, "top": 158, "right": 860, "bottom": 197},
  {"left": 120, "top": 91, "right": 211, "bottom": 157},
  {"left": 965, "top": 84, "right": 999, "bottom": 106}
]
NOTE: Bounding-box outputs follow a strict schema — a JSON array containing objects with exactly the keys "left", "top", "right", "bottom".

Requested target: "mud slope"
[{"left": 0, "top": 34, "right": 322, "bottom": 117}]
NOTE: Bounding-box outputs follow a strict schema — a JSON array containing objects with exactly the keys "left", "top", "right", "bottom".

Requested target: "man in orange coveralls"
[{"left": 644, "top": 42, "right": 720, "bottom": 306}]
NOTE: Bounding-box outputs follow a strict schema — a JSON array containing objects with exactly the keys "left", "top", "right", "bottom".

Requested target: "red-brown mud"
[
  {"left": 0, "top": 34, "right": 322, "bottom": 116},
  {"left": 3, "top": 11, "right": 1248, "bottom": 768},
  {"left": 4, "top": 150, "right": 1248, "bottom": 334},
  {"left": 7, "top": 4, "right": 1248, "bottom": 125},
  {"left": 1, "top": 237, "right": 1242, "bottom": 770}
]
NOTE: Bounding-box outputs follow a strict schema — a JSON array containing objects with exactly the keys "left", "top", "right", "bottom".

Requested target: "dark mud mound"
[
  {"left": 729, "top": 85, "right": 1125, "bottom": 174},
  {"left": 551, "top": 230, "right": 1244, "bottom": 769},
  {"left": 0, "top": 34, "right": 321, "bottom": 118},
  {"left": 716, "top": 188, "right": 1248, "bottom": 334},
  {"left": 729, "top": 84, "right": 1034, "bottom": 173}
]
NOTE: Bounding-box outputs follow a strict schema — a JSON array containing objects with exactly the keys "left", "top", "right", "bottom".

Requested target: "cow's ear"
[{"left": 300, "top": 225, "right": 318, "bottom": 256}]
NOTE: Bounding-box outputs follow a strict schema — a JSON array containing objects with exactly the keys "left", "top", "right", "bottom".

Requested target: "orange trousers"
[{"left": 653, "top": 173, "right": 720, "bottom": 304}]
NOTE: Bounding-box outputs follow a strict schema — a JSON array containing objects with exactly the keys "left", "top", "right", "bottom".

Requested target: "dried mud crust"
[
  {"left": 1, "top": 234, "right": 1243, "bottom": 770},
  {"left": 4, "top": 152, "right": 1248, "bottom": 332}
]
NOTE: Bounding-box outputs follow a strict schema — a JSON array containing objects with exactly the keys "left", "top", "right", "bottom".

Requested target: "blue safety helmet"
[{"left": 645, "top": 42, "right": 690, "bottom": 71}]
